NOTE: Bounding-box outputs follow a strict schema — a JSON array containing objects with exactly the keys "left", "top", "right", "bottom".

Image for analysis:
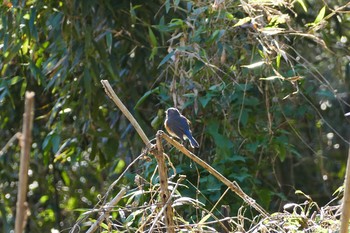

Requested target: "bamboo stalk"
[
  {"left": 15, "top": 91, "right": 35, "bottom": 233},
  {"left": 340, "top": 146, "right": 350, "bottom": 233}
]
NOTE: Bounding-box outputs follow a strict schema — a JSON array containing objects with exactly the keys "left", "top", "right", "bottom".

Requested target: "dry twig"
[{"left": 86, "top": 187, "right": 127, "bottom": 233}]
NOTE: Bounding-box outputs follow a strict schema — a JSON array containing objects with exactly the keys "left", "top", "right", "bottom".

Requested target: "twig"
[
  {"left": 103, "top": 152, "right": 145, "bottom": 204},
  {"left": 70, "top": 152, "right": 146, "bottom": 233},
  {"left": 0, "top": 132, "right": 21, "bottom": 158},
  {"left": 340, "top": 146, "right": 350, "bottom": 233},
  {"left": 160, "top": 130, "right": 269, "bottom": 217},
  {"left": 15, "top": 91, "right": 35, "bottom": 233},
  {"left": 148, "top": 175, "right": 185, "bottom": 233},
  {"left": 86, "top": 187, "right": 127, "bottom": 233}
]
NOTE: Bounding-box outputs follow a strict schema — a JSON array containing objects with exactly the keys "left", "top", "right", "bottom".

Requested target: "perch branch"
[
  {"left": 100, "top": 80, "right": 175, "bottom": 231},
  {"left": 15, "top": 91, "right": 35, "bottom": 233},
  {"left": 160, "top": 130, "right": 269, "bottom": 217}
]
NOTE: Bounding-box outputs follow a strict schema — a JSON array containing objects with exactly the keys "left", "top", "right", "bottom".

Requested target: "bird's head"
[{"left": 166, "top": 107, "right": 181, "bottom": 117}]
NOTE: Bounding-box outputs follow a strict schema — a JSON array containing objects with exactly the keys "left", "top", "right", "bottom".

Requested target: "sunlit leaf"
[
  {"left": 296, "top": 0, "right": 308, "bottom": 12},
  {"left": 198, "top": 214, "right": 211, "bottom": 224},
  {"left": 259, "top": 76, "right": 281, "bottom": 81},
  {"left": 39, "top": 195, "right": 49, "bottom": 204},
  {"left": 168, "top": 18, "right": 184, "bottom": 29},
  {"left": 114, "top": 159, "right": 126, "bottom": 174},
  {"left": 314, "top": 6, "right": 326, "bottom": 24},
  {"left": 233, "top": 17, "right": 251, "bottom": 27},
  {"left": 61, "top": 170, "right": 71, "bottom": 186},
  {"left": 276, "top": 53, "right": 281, "bottom": 68},
  {"left": 241, "top": 61, "right": 265, "bottom": 69},
  {"left": 225, "top": 12, "right": 234, "bottom": 20},
  {"left": 260, "top": 27, "right": 285, "bottom": 35}
]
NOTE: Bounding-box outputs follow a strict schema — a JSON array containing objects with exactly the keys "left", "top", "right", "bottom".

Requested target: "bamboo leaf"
[
  {"left": 296, "top": 0, "right": 308, "bottom": 12},
  {"left": 241, "top": 61, "right": 265, "bottom": 69},
  {"left": 157, "top": 50, "right": 175, "bottom": 68},
  {"left": 148, "top": 27, "right": 157, "bottom": 48},
  {"left": 314, "top": 6, "right": 326, "bottom": 24}
]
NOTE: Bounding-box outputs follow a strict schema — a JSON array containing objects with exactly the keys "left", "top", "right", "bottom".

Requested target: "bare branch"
[
  {"left": 0, "top": 132, "right": 21, "bottom": 158},
  {"left": 86, "top": 187, "right": 127, "bottom": 233},
  {"left": 100, "top": 80, "right": 151, "bottom": 148}
]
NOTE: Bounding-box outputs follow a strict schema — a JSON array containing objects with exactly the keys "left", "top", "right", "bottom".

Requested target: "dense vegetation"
[{"left": 0, "top": 0, "right": 349, "bottom": 232}]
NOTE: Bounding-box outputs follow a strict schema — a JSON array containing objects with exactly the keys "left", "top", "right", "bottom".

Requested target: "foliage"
[{"left": 0, "top": 0, "right": 349, "bottom": 232}]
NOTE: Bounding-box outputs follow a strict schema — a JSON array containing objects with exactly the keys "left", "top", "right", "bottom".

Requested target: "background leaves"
[{"left": 0, "top": 0, "right": 350, "bottom": 231}]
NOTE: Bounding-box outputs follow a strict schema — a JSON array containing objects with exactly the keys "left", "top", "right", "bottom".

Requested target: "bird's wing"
[{"left": 170, "top": 116, "right": 191, "bottom": 138}]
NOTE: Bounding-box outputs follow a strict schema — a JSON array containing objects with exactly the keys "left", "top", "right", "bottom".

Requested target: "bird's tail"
[{"left": 185, "top": 133, "right": 199, "bottom": 148}]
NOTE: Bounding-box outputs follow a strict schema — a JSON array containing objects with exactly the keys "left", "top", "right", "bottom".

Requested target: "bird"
[{"left": 164, "top": 107, "right": 199, "bottom": 148}]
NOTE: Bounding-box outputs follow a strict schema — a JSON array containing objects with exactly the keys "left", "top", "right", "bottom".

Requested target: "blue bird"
[{"left": 164, "top": 107, "right": 199, "bottom": 148}]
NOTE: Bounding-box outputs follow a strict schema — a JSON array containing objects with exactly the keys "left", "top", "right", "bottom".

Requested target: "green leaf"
[
  {"left": 225, "top": 12, "right": 234, "bottom": 20},
  {"left": 239, "top": 109, "right": 248, "bottom": 126},
  {"left": 168, "top": 18, "right": 184, "bottom": 30},
  {"left": 135, "top": 87, "right": 160, "bottom": 108},
  {"left": 233, "top": 17, "right": 251, "bottom": 27},
  {"left": 192, "top": 60, "right": 204, "bottom": 74},
  {"left": 165, "top": 0, "right": 170, "bottom": 13},
  {"left": 106, "top": 31, "right": 112, "bottom": 54},
  {"left": 209, "top": 83, "right": 225, "bottom": 92},
  {"left": 296, "top": 0, "right": 308, "bottom": 12},
  {"left": 276, "top": 52, "right": 281, "bottom": 68},
  {"left": 39, "top": 195, "right": 49, "bottom": 204},
  {"left": 198, "top": 214, "right": 211, "bottom": 224},
  {"left": 61, "top": 170, "right": 71, "bottom": 185},
  {"left": 314, "top": 6, "right": 326, "bottom": 24},
  {"left": 114, "top": 159, "right": 126, "bottom": 174},
  {"left": 230, "top": 154, "right": 246, "bottom": 162},
  {"left": 130, "top": 4, "right": 142, "bottom": 24},
  {"left": 206, "top": 121, "right": 233, "bottom": 149},
  {"left": 83, "top": 68, "right": 92, "bottom": 103},
  {"left": 148, "top": 27, "right": 157, "bottom": 48},
  {"left": 29, "top": 7, "right": 38, "bottom": 40},
  {"left": 8, "top": 76, "right": 23, "bottom": 86},
  {"left": 198, "top": 94, "right": 212, "bottom": 108},
  {"left": 174, "top": 0, "right": 180, "bottom": 8},
  {"left": 51, "top": 133, "right": 61, "bottom": 153},
  {"left": 158, "top": 51, "right": 175, "bottom": 68},
  {"left": 207, "top": 29, "right": 225, "bottom": 45},
  {"left": 150, "top": 47, "right": 158, "bottom": 60}
]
